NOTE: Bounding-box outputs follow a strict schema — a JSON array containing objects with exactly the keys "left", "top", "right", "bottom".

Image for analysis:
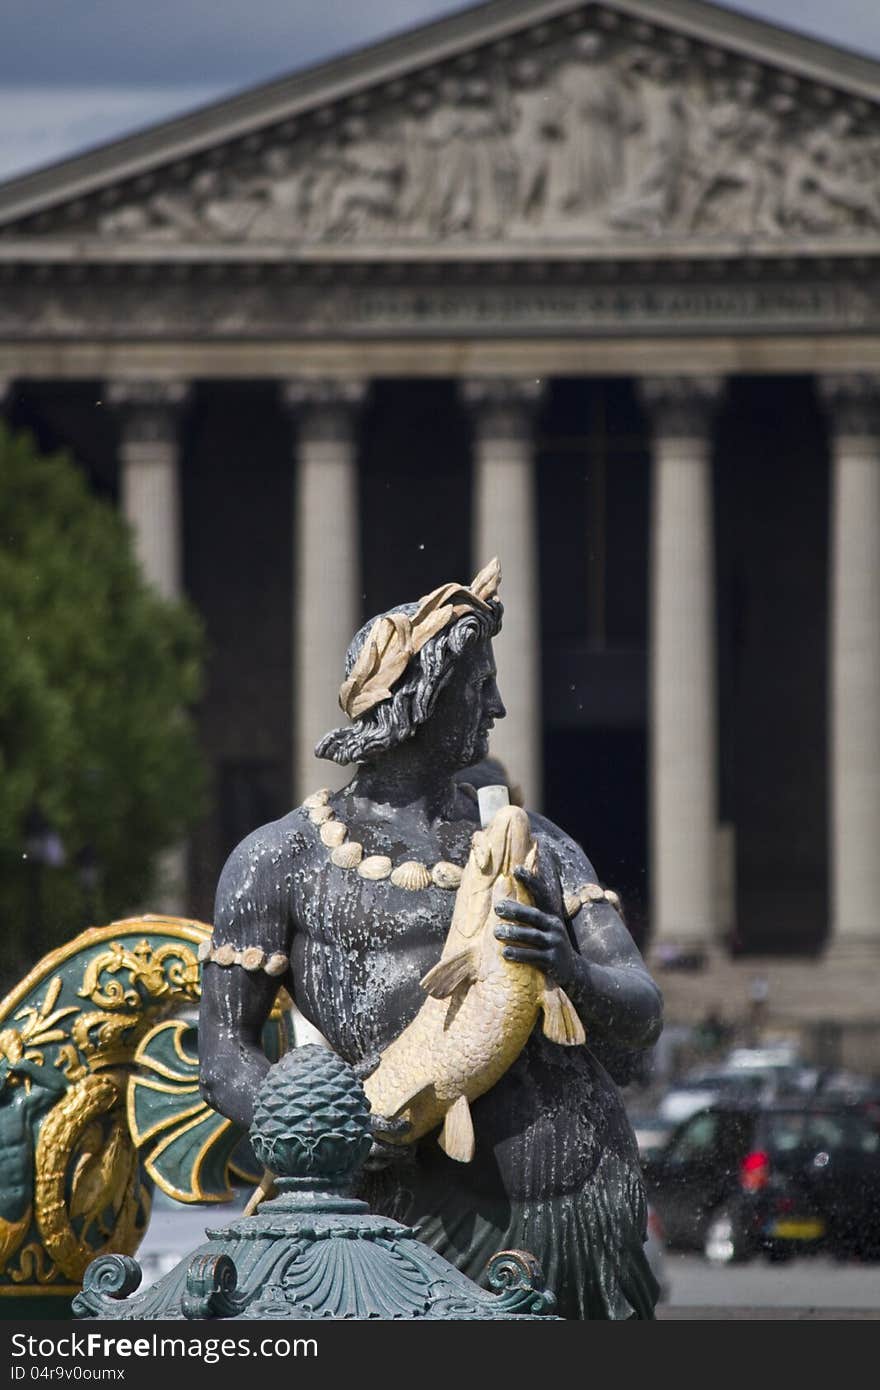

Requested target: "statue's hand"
[
  {"left": 494, "top": 859, "right": 578, "bottom": 990},
  {"left": 364, "top": 1113, "right": 414, "bottom": 1172}
]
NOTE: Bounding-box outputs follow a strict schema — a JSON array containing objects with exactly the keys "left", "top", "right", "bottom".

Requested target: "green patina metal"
[
  {"left": 74, "top": 1046, "right": 561, "bottom": 1321},
  {"left": 0, "top": 916, "right": 288, "bottom": 1316}
]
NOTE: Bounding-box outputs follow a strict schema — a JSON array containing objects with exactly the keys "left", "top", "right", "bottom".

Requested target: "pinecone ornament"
[{"left": 249, "top": 1044, "right": 372, "bottom": 1190}]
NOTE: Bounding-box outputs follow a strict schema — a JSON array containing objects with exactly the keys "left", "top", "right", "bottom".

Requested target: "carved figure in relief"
[
  {"left": 199, "top": 560, "right": 664, "bottom": 1319},
  {"left": 323, "top": 118, "right": 406, "bottom": 240},
  {"left": 508, "top": 58, "right": 568, "bottom": 225},
  {"left": 682, "top": 76, "right": 789, "bottom": 235},
  {"left": 88, "top": 30, "right": 880, "bottom": 248},
  {"left": 609, "top": 49, "right": 689, "bottom": 234},
  {"left": 550, "top": 32, "right": 634, "bottom": 221},
  {"left": 781, "top": 110, "right": 880, "bottom": 232}
]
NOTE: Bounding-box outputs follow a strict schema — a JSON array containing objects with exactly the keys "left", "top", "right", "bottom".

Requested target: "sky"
[{"left": 1, "top": 0, "right": 879, "bottom": 184}]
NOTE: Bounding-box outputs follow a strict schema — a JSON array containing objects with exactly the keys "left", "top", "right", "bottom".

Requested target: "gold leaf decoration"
[{"left": 339, "top": 559, "right": 501, "bottom": 720}]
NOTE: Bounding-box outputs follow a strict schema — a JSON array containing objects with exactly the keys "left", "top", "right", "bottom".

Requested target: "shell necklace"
[
  {"left": 302, "top": 787, "right": 623, "bottom": 917},
  {"left": 303, "top": 788, "right": 465, "bottom": 891}
]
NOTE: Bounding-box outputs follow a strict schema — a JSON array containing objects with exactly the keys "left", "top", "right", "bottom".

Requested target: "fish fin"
[
  {"left": 420, "top": 948, "right": 477, "bottom": 999},
  {"left": 540, "top": 986, "right": 586, "bottom": 1046},
  {"left": 438, "top": 1094, "right": 475, "bottom": 1163},
  {"left": 382, "top": 1082, "right": 435, "bottom": 1123},
  {"left": 523, "top": 842, "right": 539, "bottom": 875}
]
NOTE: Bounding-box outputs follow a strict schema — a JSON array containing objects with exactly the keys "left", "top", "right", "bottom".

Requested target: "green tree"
[{"left": 0, "top": 424, "right": 206, "bottom": 983}]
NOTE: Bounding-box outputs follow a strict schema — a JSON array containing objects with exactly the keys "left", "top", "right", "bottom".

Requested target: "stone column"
[
  {"left": 107, "top": 381, "right": 189, "bottom": 601},
  {"left": 283, "top": 380, "right": 365, "bottom": 805},
  {"left": 107, "top": 379, "right": 190, "bottom": 912},
  {"left": 821, "top": 375, "right": 880, "bottom": 954},
  {"left": 641, "top": 377, "right": 723, "bottom": 958},
  {"left": 462, "top": 378, "right": 544, "bottom": 808}
]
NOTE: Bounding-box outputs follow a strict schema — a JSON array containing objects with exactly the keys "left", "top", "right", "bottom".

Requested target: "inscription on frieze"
[{"left": 1, "top": 277, "right": 877, "bottom": 339}]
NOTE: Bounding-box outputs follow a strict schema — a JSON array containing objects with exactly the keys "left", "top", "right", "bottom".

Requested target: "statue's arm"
[
  {"left": 498, "top": 815, "right": 663, "bottom": 1052},
  {"left": 198, "top": 824, "right": 295, "bottom": 1131}
]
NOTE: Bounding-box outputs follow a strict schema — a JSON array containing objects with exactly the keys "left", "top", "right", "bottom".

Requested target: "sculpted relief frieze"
[{"left": 85, "top": 25, "right": 880, "bottom": 247}]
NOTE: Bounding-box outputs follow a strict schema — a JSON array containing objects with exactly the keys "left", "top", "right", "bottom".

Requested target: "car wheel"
[
  {"left": 764, "top": 1244, "right": 793, "bottom": 1263},
  {"left": 703, "top": 1205, "right": 751, "bottom": 1265}
]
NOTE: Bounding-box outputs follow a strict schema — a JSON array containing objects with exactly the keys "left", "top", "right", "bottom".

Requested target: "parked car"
[
  {"left": 628, "top": 1111, "right": 677, "bottom": 1161},
  {"left": 642, "top": 1100, "right": 880, "bottom": 1264},
  {"left": 644, "top": 1204, "right": 668, "bottom": 1302}
]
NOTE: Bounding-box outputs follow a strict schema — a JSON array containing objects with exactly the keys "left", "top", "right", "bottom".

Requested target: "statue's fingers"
[
  {"left": 495, "top": 923, "right": 550, "bottom": 947},
  {"left": 370, "top": 1112, "right": 411, "bottom": 1138},
  {"left": 514, "top": 862, "right": 564, "bottom": 915},
  {"left": 502, "top": 946, "right": 552, "bottom": 966},
  {"left": 495, "top": 899, "right": 553, "bottom": 930},
  {"left": 513, "top": 865, "right": 541, "bottom": 893}
]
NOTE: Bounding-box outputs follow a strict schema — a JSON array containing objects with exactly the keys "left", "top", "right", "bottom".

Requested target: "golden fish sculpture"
[{"left": 363, "top": 804, "right": 586, "bottom": 1163}]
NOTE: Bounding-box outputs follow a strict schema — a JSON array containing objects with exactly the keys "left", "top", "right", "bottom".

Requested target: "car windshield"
[{"left": 762, "top": 1111, "right": 880, "bottom": 1156}]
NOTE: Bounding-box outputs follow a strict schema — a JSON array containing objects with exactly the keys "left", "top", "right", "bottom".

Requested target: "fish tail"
[
  {"left": 540, "top": 985, "right": 586, "bottom": 1046},
  {"left": 438, "top": 1094, "right": 475, "bottom": 1163}
]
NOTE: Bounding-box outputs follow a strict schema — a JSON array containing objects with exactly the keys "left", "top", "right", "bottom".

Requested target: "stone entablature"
[{"left": 0, "top": 265, "right": 878, "bottom": 342}]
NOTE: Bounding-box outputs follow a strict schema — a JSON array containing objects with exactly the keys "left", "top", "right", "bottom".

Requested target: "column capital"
[
  {"left": 460, "top": 377, "right": 545, "bottom": 440},
  {"left": 818, "top": 373, "right": 880, "bottom": 437},
  {"left": 105, "top": 379, "right": 190, "bottom": 445},
  {"left": 639, "top": 375, "right": 724, "bottom": 439},
  {"left": 280, "top": 378, "right": 366, "bottom": 443}
]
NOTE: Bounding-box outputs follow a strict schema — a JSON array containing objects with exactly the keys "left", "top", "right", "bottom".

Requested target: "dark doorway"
[
  {"left": 715, "top": 377, "right": 829, "bottom": 954},
  {"left": 538, "top": 378, "right": 650, "bottom": 942},
  {"left": 359, "top": 380, "right": 471, "bottom": 623},
  {"left": 544, "top": 727, "right": 649, "bottom": 947}
]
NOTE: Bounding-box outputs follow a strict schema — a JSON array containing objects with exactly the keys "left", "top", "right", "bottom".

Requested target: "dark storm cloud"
[{"left": 2, "top": 0, "right": 878, "bottom": 90}]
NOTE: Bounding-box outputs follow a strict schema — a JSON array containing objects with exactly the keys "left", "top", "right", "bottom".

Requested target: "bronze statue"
[{"left": 199, "top": 559, "right": 664, "bottom": 1319}]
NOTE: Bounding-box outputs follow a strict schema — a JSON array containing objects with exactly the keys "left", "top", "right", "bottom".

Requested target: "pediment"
[{"left": 3, "top": 0, "right": 880, "bottom": 255}]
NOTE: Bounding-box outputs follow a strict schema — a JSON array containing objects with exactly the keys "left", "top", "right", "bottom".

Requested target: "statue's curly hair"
[{"left": 316, "top": 597, "right": 502, "bottom": 766}]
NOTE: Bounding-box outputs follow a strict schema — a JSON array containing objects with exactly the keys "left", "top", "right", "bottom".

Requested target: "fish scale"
[{"left": 363, "top": 807, "right": 585, "bottom": 1162}]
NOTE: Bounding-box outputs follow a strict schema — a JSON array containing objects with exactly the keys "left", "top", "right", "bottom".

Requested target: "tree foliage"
[{"left": 0, "top": 424, "right": 206, "bottom": 975}]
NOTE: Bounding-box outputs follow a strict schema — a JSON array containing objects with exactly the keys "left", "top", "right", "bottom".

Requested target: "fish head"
[{"left": 484, "top": 805, "right": 534, "bottom": 876}]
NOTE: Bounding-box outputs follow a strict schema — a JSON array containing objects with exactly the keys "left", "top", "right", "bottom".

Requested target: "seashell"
[
  {"left": 564, "top": 893, "right": 583, "bottom": 920},
  {"left": 358, "top": 855, "right": 393, "bottom": 881},
  {"left": 320, "top": 820, "right": 348, "bottom": 847},
  {"left": 197, "top": 938, "right": 212, "bottom": 963},
  {"left": 604, "top": 889, "right": 621, "bottom": 908},
  {"left": 241, "top": 946, "right": 266, "bottom": 971},
  {"left": 390, "top": 860, "right": 432, "bottom": 891},
  {"left": 431, "top": 861, "right": 463, "bottom": 890},
  {"left": 331, "top": 841, "right": 363, "bottom": 869},
  {"left": 213, "top": 944, "right": 236, "bottom": 967},
  {"left": 309, "top": 805, "right": 335, "bottom": 825},
  {"left": 265, "top": 952, "right": 290, "bottom": 977},
  {"left": 578, "top": 882, "right": 606, "bottom": 902},
  {"left": 303, "top": 788, "right": 330, "bottom": 809}
]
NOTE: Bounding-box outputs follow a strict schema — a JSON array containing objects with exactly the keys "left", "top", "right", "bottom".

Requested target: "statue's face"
[{"left": 431, "top": 638, "right": 506, "bottom": 771}]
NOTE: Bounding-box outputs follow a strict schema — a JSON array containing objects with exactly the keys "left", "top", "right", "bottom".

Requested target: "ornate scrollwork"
[
  {"left": 483, "top": 1249, "right": 558, "bottom": 1316},
  {"left": 71, "top": 1254, "right": 142, "bottom": 1317},
  {"left": 182, "top": 1252, "right": 250, "bottom": 1320}
]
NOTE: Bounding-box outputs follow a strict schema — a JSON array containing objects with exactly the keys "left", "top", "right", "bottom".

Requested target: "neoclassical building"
[{"left": 2, "top": 0, "right": 879, "bottom": 1043}]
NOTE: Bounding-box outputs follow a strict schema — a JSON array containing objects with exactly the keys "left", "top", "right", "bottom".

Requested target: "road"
[{"left": 664, "top": 1252, "right": 880, "bottom": 1312}]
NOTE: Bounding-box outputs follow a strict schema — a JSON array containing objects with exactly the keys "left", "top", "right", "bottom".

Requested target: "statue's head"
[{"left": 316, "top": 559, "right": 504, "bottom": 772}]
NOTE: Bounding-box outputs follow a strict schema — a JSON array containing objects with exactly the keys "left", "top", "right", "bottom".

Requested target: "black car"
[{"left": 642, "top": 1100, "right": 880, "bottom": 1264}]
